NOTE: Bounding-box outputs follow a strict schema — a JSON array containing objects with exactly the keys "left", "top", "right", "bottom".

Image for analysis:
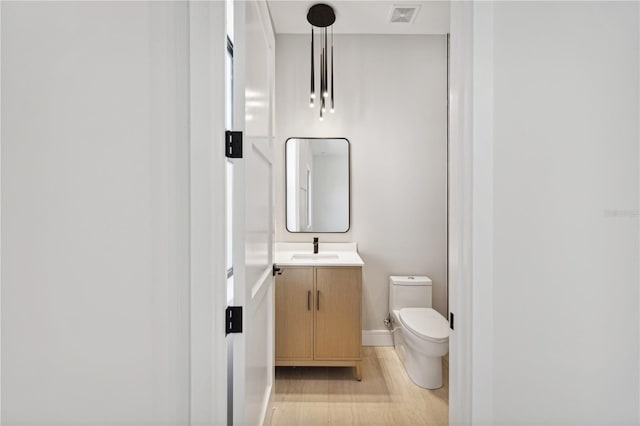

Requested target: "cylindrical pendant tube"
[
  {"left": 310, "top": 26, "right": 315, "bottom": 105},
  {"left": 331, "top": 26, "right": 334, "bottom": 111},
  {"left": 321, "top": 30, "right": 325, "bottom": 100},
  {"left": 323, "top": 28, "right": 328, "bottom": 98},
  {"left": 320, "top": 49, "right": 324, "bottom": 105}
]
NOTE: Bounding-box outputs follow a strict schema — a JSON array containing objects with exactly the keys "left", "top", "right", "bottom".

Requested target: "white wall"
[
  {"left": 275, "top": 35, "right": 448, "bottom": 329},
  {"left": 1, "top": 2, "right": 192, "bottom": 424},
  {"left": 461, "top": 1, "right": 640, "bottom": 424}
]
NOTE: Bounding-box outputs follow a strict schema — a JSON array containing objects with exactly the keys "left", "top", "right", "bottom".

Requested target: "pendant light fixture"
[{"left": 307, "top": 3, "right": 335, "bottom": 120}]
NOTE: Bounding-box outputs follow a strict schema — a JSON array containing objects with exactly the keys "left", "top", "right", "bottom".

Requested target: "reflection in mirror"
[{"left": 286, "top": 138, "right": 350, "bottom": 233}]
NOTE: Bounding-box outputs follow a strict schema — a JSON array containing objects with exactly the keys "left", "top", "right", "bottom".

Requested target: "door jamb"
[{"left": 188, "top": 2, "right": 228, "bottom": 425}]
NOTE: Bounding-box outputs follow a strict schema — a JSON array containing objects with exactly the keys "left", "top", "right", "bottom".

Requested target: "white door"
[{"left": 229, "top": 1, "right": 276, "bottom": 425}]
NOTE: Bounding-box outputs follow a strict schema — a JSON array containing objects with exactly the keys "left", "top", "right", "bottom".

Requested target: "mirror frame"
[{"left": 284, "top": 137, "right": 351, "bottom": 233}]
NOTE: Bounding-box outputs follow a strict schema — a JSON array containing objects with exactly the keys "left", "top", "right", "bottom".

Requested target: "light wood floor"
[{"left": 267, "top": 347, "right": 448, "bottom": 426}]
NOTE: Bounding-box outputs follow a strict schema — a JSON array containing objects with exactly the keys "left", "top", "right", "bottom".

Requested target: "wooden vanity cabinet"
[
  {"left": 275, "top": 267, "right": 314, "bottom": 360},
  {"left": 275, "top": 266, "right": 362, "bottom": 380}
]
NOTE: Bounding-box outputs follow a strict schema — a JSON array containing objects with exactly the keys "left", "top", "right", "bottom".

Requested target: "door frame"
[
  {"left": 0, "top": 3, "right": 4, "bottom": 420},
  {"left": 188, "top": 1, "right": 228, "bottom": 424},
  {"left": 0, "top": 1, "right": 500, "bottom": 425},
  {"left": 448, "top": 1, "right": 495, "bottom": 425}
]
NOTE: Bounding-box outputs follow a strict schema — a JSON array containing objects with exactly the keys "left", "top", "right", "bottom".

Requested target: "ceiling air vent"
[{"left": 389, "top": 5, "right": 421, "bottom": 24}]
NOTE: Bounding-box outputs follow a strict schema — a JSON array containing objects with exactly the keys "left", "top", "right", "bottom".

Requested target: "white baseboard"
[{"left": 362, "top": 329, "right": 394, "bottom": 347}]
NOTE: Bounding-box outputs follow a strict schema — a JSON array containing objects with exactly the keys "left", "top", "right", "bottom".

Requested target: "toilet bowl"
[{"left": 389, "top": 276, "right": 449, "bottom": 389}]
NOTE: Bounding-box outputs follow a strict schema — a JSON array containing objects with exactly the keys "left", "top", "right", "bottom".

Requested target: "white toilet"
[{"left": 389, "top": 275, "right": 449, "bottom": 389}]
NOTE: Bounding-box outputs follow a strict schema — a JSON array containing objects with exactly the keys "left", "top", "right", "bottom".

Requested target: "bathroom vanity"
[{"left": 274, "top": 243, "right": 364, "bottom": 380}]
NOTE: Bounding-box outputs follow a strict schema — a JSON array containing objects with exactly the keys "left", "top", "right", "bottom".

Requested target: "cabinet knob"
[{"left": 272, "top": 264, "right": 282, "bottom": 276}]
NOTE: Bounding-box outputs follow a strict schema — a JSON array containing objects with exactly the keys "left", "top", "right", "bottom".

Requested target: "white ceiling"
[{"left": 267, "top": 1, "right": 450, "bottom": 35}]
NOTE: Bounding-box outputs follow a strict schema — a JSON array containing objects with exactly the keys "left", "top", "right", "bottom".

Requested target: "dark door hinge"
[
  {"left": 225, "top": 306, "right": 243, "bottom": 335},
  {"left": 225, "top": 131, "right": 243, "bottom": 158},
  {"left": 449, "top": 312, "right": 454, "bottom": 330}
]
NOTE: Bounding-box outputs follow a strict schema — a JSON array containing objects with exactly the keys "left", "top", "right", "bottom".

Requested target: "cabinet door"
[
  {"left": 314, "top": 267, "right": 362, "bottom": 360},
  {"left": 275, "top": 267, "right": 314, "bottom": 360}
]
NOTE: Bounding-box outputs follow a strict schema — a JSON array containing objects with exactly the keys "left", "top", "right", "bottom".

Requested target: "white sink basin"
[
  {"left": 290, "top": 253, "right": 340, "bottom": 260},
  {"left": 275, "top": 243, "right": 364, "bottom": 266}
]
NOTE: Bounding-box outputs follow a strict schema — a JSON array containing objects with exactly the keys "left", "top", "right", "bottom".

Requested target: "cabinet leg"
[{"left": 355, "top": 361, "right": 362, "bottom": 381}]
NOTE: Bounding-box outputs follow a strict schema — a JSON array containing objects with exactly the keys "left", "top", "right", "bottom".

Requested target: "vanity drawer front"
[
  {"left": 275, "top": 267, "right": 314, "bottom": 360},
  {"left": 314, "top": 267, "right": 362, "bottom": 360}
]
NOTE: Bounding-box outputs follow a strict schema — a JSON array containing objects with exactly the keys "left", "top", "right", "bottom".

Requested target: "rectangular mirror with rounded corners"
[{"left": 285, "top": 137, "right": 350, "bottom": 233}]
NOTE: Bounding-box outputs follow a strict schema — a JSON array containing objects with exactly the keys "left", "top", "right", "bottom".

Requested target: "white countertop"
[{"left": 274, "top": 242, "right": 364, "bottom": 267}]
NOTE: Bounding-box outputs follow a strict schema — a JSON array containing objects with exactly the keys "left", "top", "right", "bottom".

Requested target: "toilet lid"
[{"left": 399, "top": 308, "right": 450, "bottom": 343}]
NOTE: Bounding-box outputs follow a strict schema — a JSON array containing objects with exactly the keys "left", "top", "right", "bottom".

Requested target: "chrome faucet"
[{"left": 313, "top": 237, "right": 319, "bottom": 254}]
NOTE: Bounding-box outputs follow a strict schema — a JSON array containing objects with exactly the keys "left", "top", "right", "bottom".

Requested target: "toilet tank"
[{"left": 389, "top": 275, "right": 433, "bottom": 312}]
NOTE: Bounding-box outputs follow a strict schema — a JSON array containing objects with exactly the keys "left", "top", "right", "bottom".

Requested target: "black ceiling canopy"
[{"left": 307, "top": 4, "right": 336, "bottom": 28}]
